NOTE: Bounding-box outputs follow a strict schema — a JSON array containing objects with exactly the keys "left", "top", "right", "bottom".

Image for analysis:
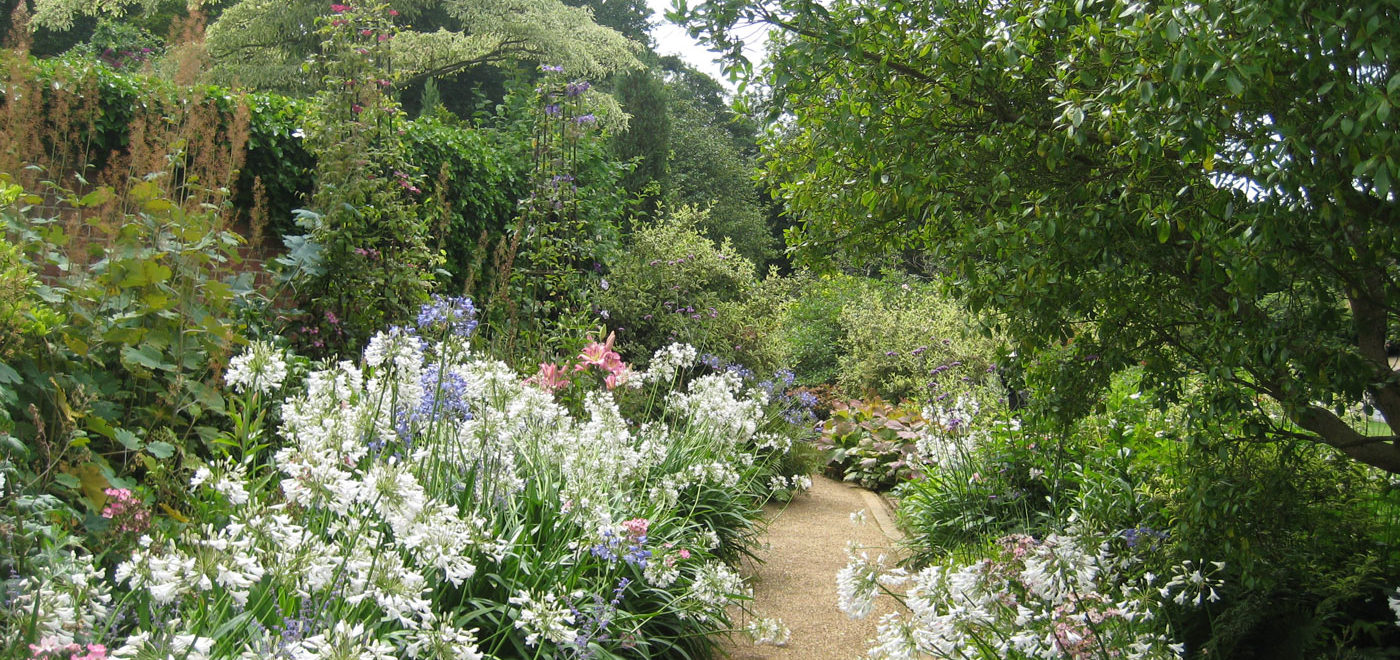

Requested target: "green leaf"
[
  {"left": 119, "top": 259, "right": 173, "bottom": 288},
  {"left": 54, "top": 473, "right": 81, "bottom": 489},
  {"left": 114, "top": 428, "right": 143, "bottom": 451},
  {"left": 122, "top": 344, "right": 175, "bottom": 371},
  {"left": 146, "top": 441, "right": 176, "bottom": 459},
  {"left": 0, "top": 361, "right": 18, "bottom": 385},
  {"left": 1225, "top": 73, "right": 1244, "bottom": 96}
]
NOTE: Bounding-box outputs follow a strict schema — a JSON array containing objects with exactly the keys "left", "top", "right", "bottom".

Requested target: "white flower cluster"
[
  {"left": 110, "top": 630, "right": 216, "bottom": 660},
  {"left": 669, "top": 372, "right": 767, "bottom": 442},
  {"left": 109, "top": 330, "right": 501, "bottom": 656},
  {"left": 632, "top": 342, "right": 699, "bottom": 386},
  {"left": 916, "top": 395, "right": 987, "bottom": 468},
  {"left": 1389, "top": 588, "right": 1400, "bottom": 627},
  {"left": 31, "top": 324, "right": 797, "bottom": 656},
  {"left": 837, "top": 544, "right": 892, "bottom": 620},
  {"left": 746, "top": 616, "right": 791, "bottom": 646},
  {"left": 842, "top": 533, "right": 1190, "bottom": 659},
  {"left": 7, "top": 551, "right": 112, "bottom": 645},
  {"left": 1157, "top": 559, "right": 1225, "bottom": 607},
  {"left": 225, "top": 340, "right": 288, "bottom": 394},
  {"left": 684, "top": 561, "right": 748, "bottom": 622},
  {"left": 509, "top": 589, "right": 577, "bottom": 647}
]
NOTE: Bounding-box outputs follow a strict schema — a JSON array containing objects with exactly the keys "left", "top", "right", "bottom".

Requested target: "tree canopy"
[
  {"left": 678, "top": 0, "right": 1400, "bottom": 471},
  {"left": 30, "top": 0, "right": 642, "bottom": 92}
]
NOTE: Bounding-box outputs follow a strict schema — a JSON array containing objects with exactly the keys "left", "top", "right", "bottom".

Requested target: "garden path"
[{"left": 721, "top": 475, "right": 905, "bottom": 659}]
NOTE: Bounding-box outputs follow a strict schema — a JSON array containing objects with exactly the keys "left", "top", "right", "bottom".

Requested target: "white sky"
[{"left": 645, "top": 0, "right": 768, "bottom": 94}]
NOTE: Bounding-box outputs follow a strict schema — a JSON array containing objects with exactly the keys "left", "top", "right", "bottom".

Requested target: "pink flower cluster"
[
  {"left": 28, "top": 638, "right": 107, "bottom": 660},
  {"left": 526, "top": 332, "right": 632, "bottom": 393},
  {"left": 100, "top": 488, "right": 150, "bottom": 534},
  {"left": 575, "top": 332, "right": 630, "bottom": 389},
  {"left": 330, "top": 3, "right": 353, "bottom": 13},
  {"left": 526, "top": 362, "right": 571, "bottom": 393},
  {"left": 659, "top": 541, "right": 692, "bottom": 569},
  {"left": 620, "top": 517, "right": 649, "bottom": 540}
]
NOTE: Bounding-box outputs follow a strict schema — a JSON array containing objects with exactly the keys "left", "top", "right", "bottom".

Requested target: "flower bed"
[{"left": 3, "top": 298, "right": 812, "bottom": 658}]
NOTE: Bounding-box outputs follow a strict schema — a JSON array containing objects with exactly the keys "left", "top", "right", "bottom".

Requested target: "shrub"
[
  {"left": 834, "top": 275, "right": 998, "bottom": 401},
  {"left": 892, "top": 367, "right": 1400, "bottom": 656},
  {"left": 816, "top": 397, "right": 927, "bottom": 491},
  {"left": 774, "top": 273, "right": 1001, "bottom": 401},
  {"left": 0, "top": 52, "right": 312, "bottom": 235},
  {"left": 401, "top": 111, "right": 526, "bottom": 293},
  {"left": 597, "top": 205, "right": 759, "bottom": 364},
  {"left": 0, "top": 174, "right": 263, "bottom": 552}
]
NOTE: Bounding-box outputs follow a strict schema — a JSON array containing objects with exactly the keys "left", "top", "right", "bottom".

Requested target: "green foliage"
[
  {"left": 480, "top": 66, "right": 628, "bottom": 364},
  {"left": 612, "top": 65, "right": 669, "bottom": 213},
  {"left": 1155, "top": 421, "right": 1397, "bottom": 656},
  {"left": 773, "top": 273, "right": 1000, "bottom": 401},
  {"left": 401, "top": 112, "right": 527, "bottom": 292},
  {"left": 0, "top": 175, "right": 259, "bottom": 528},
  {"left": 562, "top": 0, "right": 654, "bottom": 44},
  {"left": 201, "top": 0, "right": 641, "bottom": 93},
  {"left": 284, "top": 3, "right": 438, "bottom": 354},
  {"left": 595, "top": 205, "right": 759, "bottom": 364},
  {"left": 815, "top": 397, "right": 925, "bottom": 490},
  {"left": 681, "top": 0, "right": 1400, "bottom": 473},
  {"left": 664, "top": 94, "right": 776, "bottom": 267},
  {"left": 69, "top": 17, "right": 164, "bottom": 70},
  {"left": 894, "top": 370, "right": 1400, "bottom": 655},
  {"left": 236, "top": 91, "right": 315, "bottom": 239},
  {"left": 4, "top": 53, "right": 313, "bottom": 238}
]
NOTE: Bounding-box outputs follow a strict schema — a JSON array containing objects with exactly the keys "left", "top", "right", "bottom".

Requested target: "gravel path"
[{"left": 721, "top": 475, "right": 905, "bottom": 659}]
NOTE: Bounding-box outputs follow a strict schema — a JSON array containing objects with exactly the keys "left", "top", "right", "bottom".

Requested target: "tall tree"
[
  {"left": 564, "top": 0, "right": 653, "bottom": 45},
  {"left": 612, "top": 64, "right": 670, "bottom": 213},
  {"left": 679, "top": 0, "right": 1400, "bottom": 471}
]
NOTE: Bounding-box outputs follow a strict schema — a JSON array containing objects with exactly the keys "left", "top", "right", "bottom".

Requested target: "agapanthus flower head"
[
  {"left": 565, "top": 81, "right": 591, "bottom": 97},
  {"left": 225, "top": 340, "right": 289, "bottom": 395},
  {"left": 540, "top": 64, "right": 565, "bottom": 73},
  {"left": 416, "top": 295, "right": 478, "bottom": 338}
]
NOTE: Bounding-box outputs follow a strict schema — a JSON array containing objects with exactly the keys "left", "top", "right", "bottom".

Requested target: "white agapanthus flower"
[
  {"left": 635, "top": 342, "right": 699, "bottom": 385},
  {"left": 746, "top": 617, "right": 791, "bottom": 646},
  {"left": 290, "top": 621, "right": 395, "bottom": 660},
  {"left": 402, "top": 619, "right": 487, "bottom": 659},
  {"left": 509, "top": 590, "right": 577, "bottom": 647},
  {"left": 837, "top": 544, "right": 888, "bottom": 619},
  {"left": 225, "top": 340, "right": 289, "bottom": 394},
  {"left": 8, "top": 550, "right": 112, "bottom": 645},
  {"left": 867, "top": 613, "right": 921, "bottom": 660},
  {"left": 667, "top": 372, "right": 766, "bottom": 441},
  {"left": 1159, "top": 559, "right": 1226, "bottom": 607},
  {"left": 685, "top": 561, "right": 747, "bottom": 621},
  {"left": 111, "top": 629, "right": 216, "bottom": 660}
]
